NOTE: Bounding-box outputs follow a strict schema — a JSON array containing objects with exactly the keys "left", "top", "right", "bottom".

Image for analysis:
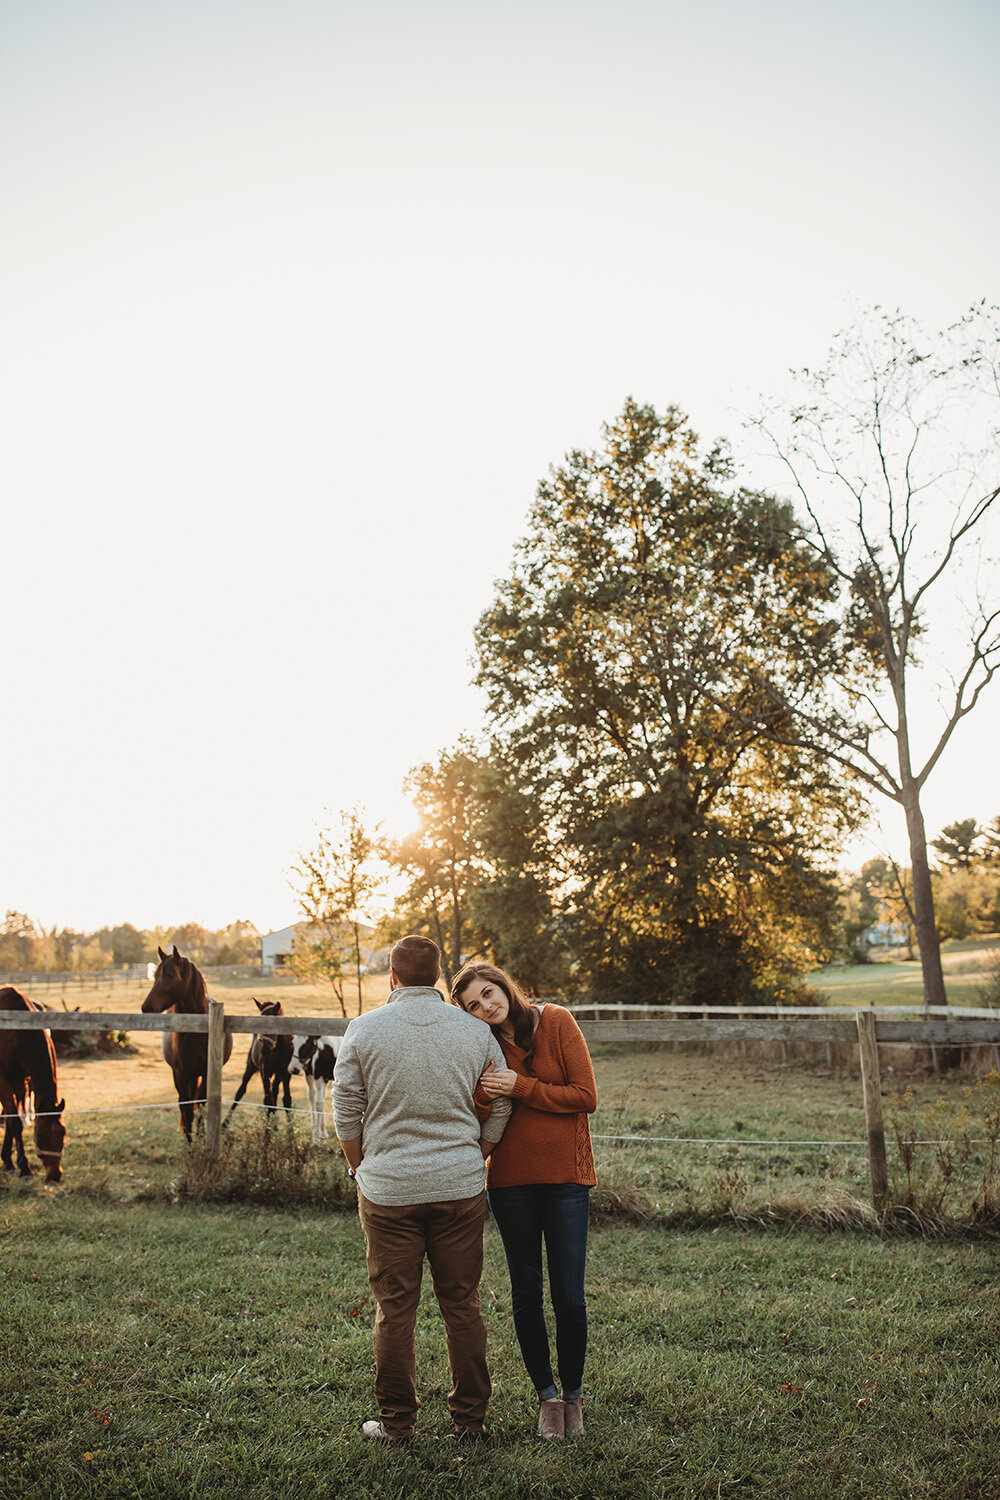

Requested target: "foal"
[{"left": 226, "top": 999, "right": 293, "bottom": 1125}]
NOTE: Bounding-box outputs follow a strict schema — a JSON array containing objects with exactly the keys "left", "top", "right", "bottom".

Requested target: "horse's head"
[
  {"left": 289, "top": 1035, "right": 316, "bottom": 1075},
  {"left": 142, "top": 946, "right": 188, "bottom": 1013},
  {"left": 253, "top": 998, "right": 284, "bottom": 1017},
  {"left": 253, "top": 997, "right": 283, "bottom": 1053},
  {"left": 35, "top": 1099, "right": 66, "bottom": 1184}
]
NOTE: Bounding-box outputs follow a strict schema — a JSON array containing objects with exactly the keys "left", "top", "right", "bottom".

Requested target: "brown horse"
[
  {"left": 0, "top": 987, "right": 67, "bottom": 1182},
  {"left": 141, "top": 946, "right": 233, "bottom": 1140}
]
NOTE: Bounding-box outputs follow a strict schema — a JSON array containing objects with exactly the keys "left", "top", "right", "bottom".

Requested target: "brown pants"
[{"left": 357, "top": 1189, "right": 491, "bottom": 1436}]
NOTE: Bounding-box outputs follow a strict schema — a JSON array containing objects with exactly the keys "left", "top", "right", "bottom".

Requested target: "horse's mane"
[
  {"left": 171, "top": 956, "right": 210, "bottom": 1013},
  {"left": 0, "top": 985, "right": 31, "bottom": 1011}
]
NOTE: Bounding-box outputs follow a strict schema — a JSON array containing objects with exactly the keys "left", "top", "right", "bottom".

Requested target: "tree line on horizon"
[{"left": 0, "top": 915, "right": 261, "bottom": 976}]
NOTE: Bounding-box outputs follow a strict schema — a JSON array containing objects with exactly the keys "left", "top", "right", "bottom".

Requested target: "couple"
[{"left": 332, "top": 934, "right": 598, "bottom": 1445}]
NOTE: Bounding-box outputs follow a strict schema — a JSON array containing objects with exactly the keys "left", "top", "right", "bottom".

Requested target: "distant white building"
[
  {"left": 260, "top": 924, "right": 301, "bottom": 969},
  {"left": 260, "top": 920, "right": 383, "bottom": 972},
  {"left": 862, "top": 922, "right": 909, "bottom": 949}
]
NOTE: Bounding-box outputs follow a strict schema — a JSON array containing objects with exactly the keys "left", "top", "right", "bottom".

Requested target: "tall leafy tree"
[
  {"left": 388, "top": 742, "right": 484, "bottom": 988},
  {"left": 749, "top": 303, "right": 1000, "bottom": 1008},
  {"left": 0, "top": 910, "right": 40, "bottom": 972},
  {"left": 473, "top": 400, "right": 861, "bottom": 1003},
  {"left": 110, "top": 923, "right": 145, "bottom": 966},
  {"left": 982, "top": 817, "right": 1000, "bottom": 867},
  {"left": 388, "top": 741, "right": 567, "bottom": 993},
  {"left": 214, "top": 919, "right": 261, "bottom": 966},
  {"left": 466, "top": 751, "right": 567, "bottom": 994},
  {"left": 289, "top": 805, "right": 386, "bottom": 1015},
  {"left": 931, "top": 819, "right": 982, "bottom": 872}
]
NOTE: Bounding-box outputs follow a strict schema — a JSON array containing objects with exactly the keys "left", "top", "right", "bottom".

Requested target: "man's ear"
[{"left": 389, "top": 967, "right": 399, "bottom": 989}]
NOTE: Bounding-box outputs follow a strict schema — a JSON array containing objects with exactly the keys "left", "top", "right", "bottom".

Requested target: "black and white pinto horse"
[
  {"left": 226, "top": 999, "right": 294, "bottom": 1125},
  {"left": 288, "top": 1035, "right": 341, "bottom": 1144}
]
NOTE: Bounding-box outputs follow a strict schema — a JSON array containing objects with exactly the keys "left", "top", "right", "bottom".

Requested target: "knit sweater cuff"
[{"left": 510, "top": 1074, "right": 536, "bottom": 1102}]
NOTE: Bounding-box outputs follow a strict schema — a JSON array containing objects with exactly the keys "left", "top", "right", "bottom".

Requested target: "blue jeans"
[{"left": 487, "top": 1182, "right": 590, "bottom": 1400}]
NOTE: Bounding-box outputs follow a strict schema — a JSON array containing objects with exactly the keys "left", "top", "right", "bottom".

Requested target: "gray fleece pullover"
[{"left": 332, "top": 986, "right": 513, "bottom": 1206}]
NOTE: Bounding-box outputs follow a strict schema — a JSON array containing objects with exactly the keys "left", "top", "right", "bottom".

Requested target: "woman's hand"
[{"left": 478, "top": 1067, "right": 518, "bottom": 1098}]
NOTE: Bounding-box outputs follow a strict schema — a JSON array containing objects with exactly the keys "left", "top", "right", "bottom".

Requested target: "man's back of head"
[{"left": 390, "top": 935, "right": 441, "bottom": 989}]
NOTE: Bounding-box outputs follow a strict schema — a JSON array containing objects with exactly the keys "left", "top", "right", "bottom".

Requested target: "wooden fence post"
[
  {"left": 205, "top": 999, "right": 225, "bottom": 1159},
  {"left": 856, "top": 1009, "right": 888, "bottom": 1209}
]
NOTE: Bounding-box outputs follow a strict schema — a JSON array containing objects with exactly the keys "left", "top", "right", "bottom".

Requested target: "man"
[{"left": 333, "top": 934, "right": 512, "bottom": 1443}]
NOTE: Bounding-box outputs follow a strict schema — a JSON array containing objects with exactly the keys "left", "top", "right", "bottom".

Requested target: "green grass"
[
  {"left": 2, "top": 1195, "right": 998, "bottom": 1498},
  {"left": 4, "top": 1042, "right": 1000, "bottom": 1495},
  {"left": 33, "top": 1035, "right": 1000, "bottom": 1229},
  {"left": 813, "top": 935, "right": 1000, "bottom": 1010}
]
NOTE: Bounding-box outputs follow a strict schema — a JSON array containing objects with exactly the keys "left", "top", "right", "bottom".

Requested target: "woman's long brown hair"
[{"left": 450, "top": 961, "right": 537, "bottom": 1072}]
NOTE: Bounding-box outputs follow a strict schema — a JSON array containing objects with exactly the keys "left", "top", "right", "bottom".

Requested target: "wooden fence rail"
[{"left": 2, "top": 1008, "right": 999, "bottom": 1205}]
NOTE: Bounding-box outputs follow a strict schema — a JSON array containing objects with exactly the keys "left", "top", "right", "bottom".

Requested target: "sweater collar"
[{"left": 385, "top": 985, "right": 446, "bottom": 1005}]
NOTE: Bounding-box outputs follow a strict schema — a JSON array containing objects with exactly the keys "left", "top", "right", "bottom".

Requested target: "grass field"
[
  {"left": 812, "top": 935, "right": 999, "bottom": 1010},
  {"left": 3, "top": 1189, "right": 999, "bottom": 1498},
  {"left": 3, "top": 964, "right": 999, "bottom": 1495}
]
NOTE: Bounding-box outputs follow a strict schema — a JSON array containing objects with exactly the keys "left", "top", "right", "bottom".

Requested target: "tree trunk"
[
  {"left": 449, "top": 860, "right": 463, "bottom": 985},
  {"left": 428, "top": 890, "right": 452, "bottom": 989},
  {"left": 900, "top": 779, "right": 947, "bottom": 1009},
  {"left": 353, "top": 922, "right": 363, "bottom": 1016}
]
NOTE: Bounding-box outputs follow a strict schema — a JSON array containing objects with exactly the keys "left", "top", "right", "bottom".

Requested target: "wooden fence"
[
  {"left": 3, "top": 1005, "right": 1000, "bottom": 1209},
  {"left": 0, "top": 970, "right": 149, "bottom": 988}
]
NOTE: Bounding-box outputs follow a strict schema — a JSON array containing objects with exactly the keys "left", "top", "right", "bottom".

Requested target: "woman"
[{"left": 451, "top": 962, "right": 597, "bottom": 1442}]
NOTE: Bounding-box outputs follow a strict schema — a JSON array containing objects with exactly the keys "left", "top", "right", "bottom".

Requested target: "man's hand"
[{"left": 339, "top": 1136, "right": 363, "bottom": 1171}]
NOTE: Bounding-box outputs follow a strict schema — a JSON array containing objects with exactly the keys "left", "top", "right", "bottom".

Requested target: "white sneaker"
[{"left": 360, "top": 1419, "right": 408, "bottom": 1445}]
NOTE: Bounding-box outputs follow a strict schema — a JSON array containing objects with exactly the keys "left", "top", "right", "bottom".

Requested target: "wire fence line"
[{"left": 4, "top": 1098, "right": 983, "bottom": 1149}]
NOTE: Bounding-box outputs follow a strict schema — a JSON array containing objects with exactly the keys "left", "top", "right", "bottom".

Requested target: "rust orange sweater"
[{"left": 483, "top": 1004, "right": 597, "bottom": 1189}]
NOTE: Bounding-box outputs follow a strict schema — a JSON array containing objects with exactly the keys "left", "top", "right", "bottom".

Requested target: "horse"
[
  {"left": 288, "top": 1034, "right": 341, "bottom": 1144},
  {"left": 225, "top": 998, "right": 293, "bottom": 1126},
  {"left": 141, "top": 946, "right": 233, "bottom": 1141},
  {"left": 0, "top": 987, "right": 67, "bottom": 1182}
]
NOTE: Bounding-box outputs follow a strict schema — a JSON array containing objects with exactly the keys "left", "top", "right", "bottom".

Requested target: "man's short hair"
[{"left": 390, "top": 935, "right": 441, "bottom": 988}]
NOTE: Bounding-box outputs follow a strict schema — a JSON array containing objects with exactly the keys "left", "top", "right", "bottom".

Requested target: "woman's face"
[{"left": 459, "top": 976, "right": 510, "bottom": 1028}]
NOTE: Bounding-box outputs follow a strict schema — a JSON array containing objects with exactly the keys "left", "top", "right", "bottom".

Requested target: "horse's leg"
[
  {"left": 171, "top": 1064, "right": 195, "bottom": 1142},
  {"left": 280, "top": 1071, "right": 292, "bottom": 1116},
  {"left": 1, "top": 1084, "right": 14, "bottom": 1171},
  {"left": 225, "top": 1053, "right": 258, "bottom": 1128},
  {"left": 0, "top": 1082, "right": 28, "bottom": 1175},
  {"left": 318, "top": 1078, "right": 330, "bottom": 1142}
]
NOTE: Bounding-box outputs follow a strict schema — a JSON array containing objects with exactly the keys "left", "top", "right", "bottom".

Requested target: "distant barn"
[
  {"left": 260, "top": 924, "right": 301, "bottom": 971},
  {"left": 259, "top": 922, "right": 388, "bottom": 975}
]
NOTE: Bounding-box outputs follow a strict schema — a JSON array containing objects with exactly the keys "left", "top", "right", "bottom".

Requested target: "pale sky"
[{"left": 2, "top": 0, "right": 998, "bottom": 934}]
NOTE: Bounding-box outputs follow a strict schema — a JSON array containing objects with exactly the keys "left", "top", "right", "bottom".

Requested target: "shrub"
[
  {"left": 977, "top": 948, "right": 1000, "bottom": 1007},
  {"left": 888, "top": 1072, "right": 1000, "bottom": 1229},
  {"left": 174, "top": 1117, "right": 356, "bottom": 1210}
]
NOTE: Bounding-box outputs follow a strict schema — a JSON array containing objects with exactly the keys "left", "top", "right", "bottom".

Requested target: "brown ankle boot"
[
  {"left": 562, "top": 1395, "right": 584, "bottom": 1436},
  {"left": 537, "top": 1397, "right": 565, "bottom": 1441}
]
